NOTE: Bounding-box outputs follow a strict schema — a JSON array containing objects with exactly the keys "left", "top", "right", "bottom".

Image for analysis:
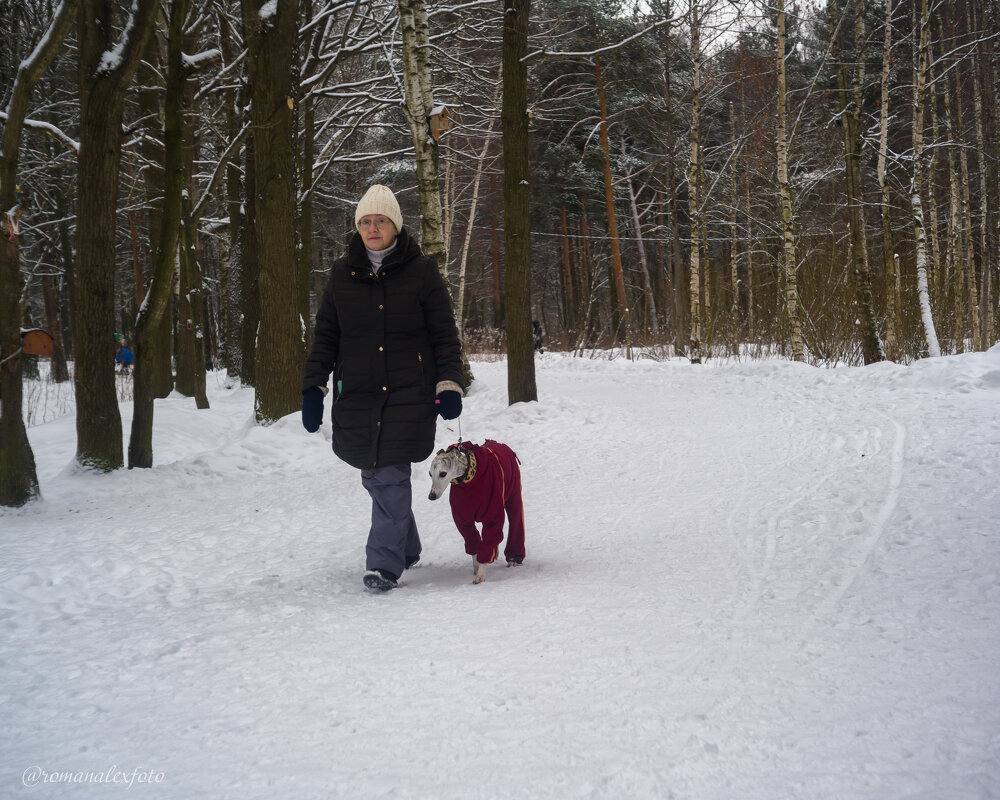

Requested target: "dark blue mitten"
[
  {"left": 302, "top": 386, "right": 325, "bottom": 432},
  {"left": 435, "top": 390, "right": 462, "bottom": 420}
]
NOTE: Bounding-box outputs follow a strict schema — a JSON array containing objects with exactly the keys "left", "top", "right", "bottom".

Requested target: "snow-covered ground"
[{"left": 3, "top": 349, "right": 1000, "bottom": 799}]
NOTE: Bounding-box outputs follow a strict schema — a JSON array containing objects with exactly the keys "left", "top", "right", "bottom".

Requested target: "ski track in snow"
[{"left": 2, "top": 350, "right": 1000, "bottom": 799}]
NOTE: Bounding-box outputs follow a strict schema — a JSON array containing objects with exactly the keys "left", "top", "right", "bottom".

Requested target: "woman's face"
[{"left": 358, "top": 215, "right": 398, "bottom": 251}]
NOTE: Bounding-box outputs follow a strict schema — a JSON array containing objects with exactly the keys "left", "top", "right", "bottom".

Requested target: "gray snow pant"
[{"left": 361, "top": 463, "right": 421, "bottom": 579}]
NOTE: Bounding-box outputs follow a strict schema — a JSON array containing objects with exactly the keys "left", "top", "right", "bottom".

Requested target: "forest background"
[{"left": 1, "top": 0, "right": 998, "bottom": 507}]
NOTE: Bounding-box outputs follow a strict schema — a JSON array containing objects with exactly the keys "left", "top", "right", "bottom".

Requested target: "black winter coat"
[{"left": 302, "top": 228, "right": 464, "bottom": 470}]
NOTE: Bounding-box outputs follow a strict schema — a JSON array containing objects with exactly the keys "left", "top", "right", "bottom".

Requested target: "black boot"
[{"left": 363, "top": 569, "right": 398, "bottom": 591}]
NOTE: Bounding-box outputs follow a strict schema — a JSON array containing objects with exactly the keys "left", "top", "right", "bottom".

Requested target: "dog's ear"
[{"left": 436, "top": 449, "right": 445, "bottom": 456}]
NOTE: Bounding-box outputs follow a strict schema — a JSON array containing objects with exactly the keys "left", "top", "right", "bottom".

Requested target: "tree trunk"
[
  {"left": 130, "top": 0, "right": 188, "bottom": 468},
  {"left": 663, "top": 0, "right": 685, "bottom": 356},
  {"left": 910, "top": 0, "right": 942, "bottom": 357},
  {"left": 42, "top": 273, "right": 69, "bottom": 382},
  {"left": 174, "top": 72, "right": 209, "bottom": 408},
  {"left": 300, "top": 94, "right": 315, "bottom": 350},
  {"left": 560, "top": 204, "right": 576, "bottom": 331},
  {"left": 687, "top": 0, "right": 704, "bottom": 363},
  {"left": 625, "top": 162, "right": 658, "bottom": 336},
  {"left": 73, "top": 0, "right": 157, "bottom": 471},
  {"left": 776, "top": 0, "right": 806, "bottom": 362},
  {"left": 740, "top": 82, "right": 755, "bottom": 346},
  {"left": 219, "top": 7, "right": 244, "bottom": 378},
  {"left": 953, "top": 48, "right": 981, "bottom": 350},
  {"left": 0, "top": 0, "right": 75, "bottom": 504},
  {"left": 595, "top": 55, "right": 628, "bottom": 343},
  {"left": 927, "top": 31, "right": 944, "bottom": 307},
  {"left": 968, "top": 1, "right": 992, "bottom": 350},
  {"left": 137, "top": 33, "right": 175, "bottom": 400},
  {"left": 502, "top": 0, "right": 537, "bottom": 403},
  {"left": 242, "top": 0, "right": 304, "bottom": 423},
  {"left": 397, "top": 0, "right": 447, "bottom": 270},
  {"left": 239, "top": 131, "right": 259, "bottom": 387},
  {"left": 181, "top": 192, "right": 209, "bottom": 409},
  {"left": 456, "top": 122, "right": 495, "bottom": 337},
  {"left": 878, "top": 0, "right": 899, "bottom": 360},
  {"left": 832, "top": 0, "right": 883, "bottom": 364},
  {"left": 490, "top": 170, "right": 503, "bottom": 328},
  {"left": 579, "top": 206, "right": 597, "bottom": 347},
  {"left": 728, "top": 101, "right": 741, "bottom": 355},
  {"left": 942, "top": 64, "right": 962, "bottom": 349}
]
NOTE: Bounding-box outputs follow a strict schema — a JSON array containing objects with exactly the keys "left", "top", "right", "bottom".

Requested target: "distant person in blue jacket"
[{"left": 115, "top": 341, "right": 134, "bottom": 373}]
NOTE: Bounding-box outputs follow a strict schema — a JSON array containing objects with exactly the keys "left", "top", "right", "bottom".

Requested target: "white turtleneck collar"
[{"left": 365, "top": 239, "right": 398, "bottom": 273}]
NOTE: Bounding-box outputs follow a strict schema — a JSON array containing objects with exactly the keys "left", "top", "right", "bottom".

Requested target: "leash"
[{"left": 444, "top": 413, "right": 463, "bottom": 450}]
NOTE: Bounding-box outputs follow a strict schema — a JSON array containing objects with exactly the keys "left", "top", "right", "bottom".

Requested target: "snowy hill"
[{"left": 3, "top": 350, "right": 1000, "bottom": 799}]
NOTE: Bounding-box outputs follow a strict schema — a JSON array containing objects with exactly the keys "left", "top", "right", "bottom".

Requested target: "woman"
[{"left": 301, "top": 185, "right": 464, "bottom": 591}]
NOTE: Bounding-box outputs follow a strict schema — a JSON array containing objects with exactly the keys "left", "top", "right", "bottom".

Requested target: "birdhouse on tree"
[
  {"left": 428, "top": 106, "right": 450, "bottom": 141},
  {"left": 20, "top": 328, "right": 54, "bottom": 357}
]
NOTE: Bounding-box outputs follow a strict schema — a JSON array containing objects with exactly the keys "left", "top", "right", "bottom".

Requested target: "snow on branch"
[
  {"left": 259, "top": 0, "right": 278, "bottom": 25},
  {"left": 94, "top": 0, "right": 158, "bottom": 80},
  {"left": 0, "top": 112, "right": 79, "bottom": 154},
  {"left": 182, "top": 49, "right": 222, "bottom": 72}
]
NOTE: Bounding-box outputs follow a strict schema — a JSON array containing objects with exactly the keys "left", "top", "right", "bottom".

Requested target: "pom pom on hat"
[{"left": 355, "top": 185, "right": 403, "bottom": 234}]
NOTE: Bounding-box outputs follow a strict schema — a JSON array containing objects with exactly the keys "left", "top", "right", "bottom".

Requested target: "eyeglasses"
[{"left": 358, "top": 217, "right": 393, "bottom": 230}]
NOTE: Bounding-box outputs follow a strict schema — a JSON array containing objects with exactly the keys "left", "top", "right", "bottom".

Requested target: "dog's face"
[{"left": 428, "top": 449, "right": 464, "bottom": 500}]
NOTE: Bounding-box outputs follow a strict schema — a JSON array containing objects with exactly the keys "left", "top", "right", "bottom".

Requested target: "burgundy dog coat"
[{"left": 448, "top": 440, "right": 526, "bottom": 565}]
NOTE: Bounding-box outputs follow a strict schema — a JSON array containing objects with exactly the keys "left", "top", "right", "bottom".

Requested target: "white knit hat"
[{"left": 355, "top": 184, "right": 403, "bottom": 234}]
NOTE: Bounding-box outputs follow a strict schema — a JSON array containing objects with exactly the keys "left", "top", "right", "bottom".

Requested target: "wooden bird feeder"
[
  {"left": 20, "top": 328, "right": 54, "bottom": 357},
  {"left": 428, "top": 106, "right": 450, "bottom": 141}
]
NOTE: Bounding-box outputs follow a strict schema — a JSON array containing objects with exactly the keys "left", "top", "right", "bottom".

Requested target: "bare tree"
[
  {"left": 242, "top": 0, "right": 306, "bottom": 423},
  {"left": 877, "top": 0, "right": 899, "bottom": 360},
  {"left": 0, "top": 0, "right": 76, "bottom": 506},
  {"left": 73, "top": 0, "right": 158, "bottom": 471},
  {"left": 830, "top": 0, "right": 882, "bottom": 364},
  {"left": 503, "top": 0, "right": 537, "bottom": 403}
]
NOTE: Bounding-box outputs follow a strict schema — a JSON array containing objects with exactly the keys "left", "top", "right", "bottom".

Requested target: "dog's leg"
[
  {"left": 472, "top": 557, "right": 486, "bottom": 584},
  {"left": 502, "top": 466, "right": 526, "bottom": 566}
]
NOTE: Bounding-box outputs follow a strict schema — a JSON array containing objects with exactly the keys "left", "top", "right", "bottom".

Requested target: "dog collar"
[{"left": 451, "top": 449, "right": 477, "bottom": 485}]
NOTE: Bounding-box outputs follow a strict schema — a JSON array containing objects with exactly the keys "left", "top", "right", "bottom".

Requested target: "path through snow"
[{"left": 2, "top": 350, "right": 999, "bottom": 798}]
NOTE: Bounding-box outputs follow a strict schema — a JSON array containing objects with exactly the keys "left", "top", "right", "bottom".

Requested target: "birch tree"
[
  {"left": 397, "top": 0, "right": 447, "bottom": 269},
  {"left": 687, "top": 0, "right": 704, "bottom": 362},
  {"left": 910, "top": 0, "right": 941, "bottom": 357},
  {"left": 775, "top": 0, "right": 805, "bottom": 362}
]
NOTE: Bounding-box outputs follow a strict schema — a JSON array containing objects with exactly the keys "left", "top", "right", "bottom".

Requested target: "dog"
[{"left": 428, "top": 440, "right": 525, "bottom": 584}]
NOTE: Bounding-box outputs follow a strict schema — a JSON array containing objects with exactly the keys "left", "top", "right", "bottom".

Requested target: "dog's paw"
[
  {"left": 472, "top": 559, "right": 486, "bottom": 584},
  {"left": 506, "top": 559, "right": 523, "bottom": 568}
]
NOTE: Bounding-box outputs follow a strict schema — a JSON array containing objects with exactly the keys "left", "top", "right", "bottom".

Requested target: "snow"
[
  {"left": 3, "top": 349, "right": 1000, "bottom": 798},
  {"left": 259, "top": 0, "right": 278, "bottom": 22},
  {"left": 181, "top": 50, "right": 222, "bottom": 71}
]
